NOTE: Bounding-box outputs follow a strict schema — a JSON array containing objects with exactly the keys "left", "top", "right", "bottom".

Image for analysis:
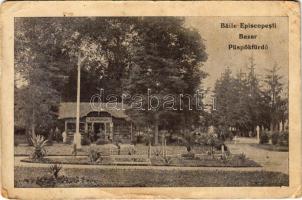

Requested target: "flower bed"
[
  {"left": 15, "top": 144, "right": 211, "bottom": 156},
  {"left": 36, "top": 175, "right": 101, "bottom": 187},
  {"left": 15, "top": 174, "right": 101, "bottom": 188},
  {"left": 21, "top": 153, "right": 260, "bottom": 167},
  {"left": 151, "top": 154, "right": 260, "bottom": 167}
]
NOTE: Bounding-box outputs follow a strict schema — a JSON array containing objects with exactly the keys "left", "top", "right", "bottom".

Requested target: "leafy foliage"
[
  {"left": 81, "top": 135, "right": 91, "bottom": 146},
  {"left": 259, "top": 131, "right": 269, "bottom": 144},
  {"left": 212, "top": 57, "right": 288, "bottom": 134},
  {"left": 263, "top": 65, "right": 288, "bottom": 131},
  {"left": 159, "top": 156, "right": 175, "bottom": 166},
  {"left": 238, "top": 153, "right": 247, "bottom": 162},
  {"left": 88, "top": 145, "right": 102, "bottom": 162},
  {"left": 30, "top": 135, "right": 48, "bottom": 160},
  {"left": 15, "top": 18, "right": 70, "bottom": 141},
  {"left": 271, "top": 132, "right": 279, "bottom": 145},
  {"left": 181, "top": 152, "right": 195, "bottom": 159},
  {"left": 277, "top": 131, "right": 289, "bottom": 146},
  {"left": 153, "top": 147, "right": 162, "bottom": 157},
  {"left": 15, "top": 17, "right": 208, "bottom": 145},
  {"left": 49, "top": 164, "right": 62, "bottom": 179},
  {"left": 128, "top": 147, "right": 137, "bottom": 155},
  {"left": 123, "top": 17, "right": 208, "bottom": 144}
]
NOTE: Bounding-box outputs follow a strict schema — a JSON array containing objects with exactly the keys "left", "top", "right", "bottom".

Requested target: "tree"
[
  {"left": 15, "top": 17, "right": 208, "bottom": 145},
  {"left": 244, "top": 56, "right": 264, "bottom": 133},
  {"left": 14, "top": 18, "right": 116, "bottom": 141},
  {"left": 212, "top": 67, "right": 240, "bottom": 132},
  {"left": 212, "top": 56, "right": 264, "bottom": 136},
  {"left": 212, "top": 57, "right": 288, "bottom": 136},
  {"left": 60, "top": 18, "right": 140, "bottom": 102},
  {"left": 263, "top": 64, "right": 287, "bottom": 131},
  {"left": 15, "top": 18, "right": 68, "bottom": 141},
  {"left": 232, "top": 69, "right": 251, "bottom": 133},
  {"left": 124, "top": 17, "right": 208, "bottom": 145}
]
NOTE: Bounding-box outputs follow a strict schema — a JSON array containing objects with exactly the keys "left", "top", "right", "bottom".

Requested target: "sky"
[{"left": 185, "top": 17, "right": 288, "bottom": 91}]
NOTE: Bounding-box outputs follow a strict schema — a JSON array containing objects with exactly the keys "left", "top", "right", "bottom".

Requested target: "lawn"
[
  {"left": 15, "top": 142, "right": 286, "bottom": 187},
  {"left": 14, "top": 166, "right": 289, "bottom": 187}
]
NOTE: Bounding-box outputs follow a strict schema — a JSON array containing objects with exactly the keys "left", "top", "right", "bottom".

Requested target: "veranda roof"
[{"left": 58, "top": 102, "right": 129, "bottom": 120}]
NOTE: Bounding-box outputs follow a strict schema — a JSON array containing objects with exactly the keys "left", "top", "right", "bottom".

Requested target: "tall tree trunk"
[
  {"left": 31, "top": 109, "right": 35, "bottom": 138},
  {"left": 154, "top": 113, "right": 159, "bottom": 145},
  {"left": 26, "top": 129, "right": 32, "bottom": 145},
  {"left": 269, "top": 122, "right": 274, "bottom": 132}
]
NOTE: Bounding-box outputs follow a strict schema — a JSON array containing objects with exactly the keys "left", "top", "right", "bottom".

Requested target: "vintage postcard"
[{"left": 0, "top": 1, "right": 301, "bottom": 199}]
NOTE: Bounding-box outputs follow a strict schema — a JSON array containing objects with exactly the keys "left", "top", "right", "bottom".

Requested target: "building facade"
[{"left": 58, "top": 102, "right": 133, "bottom": 143}]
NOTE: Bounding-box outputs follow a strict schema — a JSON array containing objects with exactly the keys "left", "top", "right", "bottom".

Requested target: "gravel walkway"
[{"left": 226, "top": 138, "right": 288, "bottom": 174}]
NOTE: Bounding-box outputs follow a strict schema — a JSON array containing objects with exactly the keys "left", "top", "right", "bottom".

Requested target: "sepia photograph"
[
  {"left": 13, "top": 16, "right": 290, "bottom": 188},
  {"left": 0, "top": 1, "right": 300, "bottom": 199}
]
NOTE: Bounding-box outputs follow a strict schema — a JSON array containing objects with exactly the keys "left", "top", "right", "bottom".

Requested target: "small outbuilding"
[{"left": 58, "top": 102, "right": 133, "bottom": 143}]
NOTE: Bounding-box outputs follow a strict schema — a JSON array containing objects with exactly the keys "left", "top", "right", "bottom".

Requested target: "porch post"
[
  {"left": 109, "top": 115, "right": 113, "bottom": 142},
  {"left": 64, "top": 121, "right": 67, "bottom": 132},
  {"left": 85, "top": 122, "right": 88, "bottom": 133},
  {"left": 104, "top": 123, "right": 108, "bottom": 141}
]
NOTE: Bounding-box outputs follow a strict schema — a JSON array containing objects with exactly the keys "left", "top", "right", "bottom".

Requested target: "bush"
[
  {"left": 49, "top": 164, "right": 62, "bottom": 179},
  {"left": 128, "top": 147, "right": 136, "bottom": 155},
  {"left": 160, "top": 156, "right": 175, "bottom": 166},
  {"left": 88, "top": 145, "right": 102, "bottom": 162},
  {"left": 30, "top": 135, "right": 48, "bottom": 160},
  {"left": 220, "top": 153, "right": 231, "bottom": 164},
  {"left": 238, "top": 153, "right": 246, "bottom": 161},
  {"left": 196, "top": 134, "right": 207, "bottom": 145},
  {"left": 271, "top": 132, "right": 279, "bottom": 145},
  {"left": 172, "top": 136, "right": 187, "bottom": 146},
  {"left": 135, "top": 133, "right": 153, "bottom": 145},
  {"left": 269, "top": 131, "right": 288, "bottom": 146},
  {"left": 206, "top": 134, "right": 221, "bottom": 154},
  {"left": 228, "top": 131, "right": 235, "bottom": 140},
  {"left": 186, "top": 145, "right": 192, "bottom": 152},
  {"left": 181, "top": 152, "right": 195, "bottom": 159},
  {"left": 95, "top": 139, "right": 109, "bottom": 145},
  {"left": 260, "top": 132, "right": 269, "bottom": 144},
  {"left": 35, "top": 175, "right": 100, "bottom": 187},
  {"left": 220, "top": 131, "right": 234, "bottom": 141},
  {"left": 81, "top": 135, "right": 91, "bottom": 145},
  {"left": 153, "top": 147, "right": 162, "bottom": 157},
  {"left": 136, "top": 135, "right": 143, "bottom": 143},
  {"left": 36, "top": 175, "right": 57, "bottom": 187},
  {"left": 214, "top": 141, "right": 226, "bottom": 151},
  {"left": 278, "top": 131, "right": 289, "bottom": 146}
]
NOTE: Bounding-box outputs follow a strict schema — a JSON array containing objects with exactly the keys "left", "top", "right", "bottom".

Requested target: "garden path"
[{"left": 226, "top": 137, "right": 288, "bottom": 174}]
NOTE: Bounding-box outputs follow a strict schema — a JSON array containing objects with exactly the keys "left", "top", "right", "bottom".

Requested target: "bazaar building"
[{"left": 58, "top": 102, "right": 133, "bottom": 143}]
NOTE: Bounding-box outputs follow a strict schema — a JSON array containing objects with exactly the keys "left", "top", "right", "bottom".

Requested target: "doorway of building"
[{"left": 93, "top": 123, "right": 105, "bottom": 141}]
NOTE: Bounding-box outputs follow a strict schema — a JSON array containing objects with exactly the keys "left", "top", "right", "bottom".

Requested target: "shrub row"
[{"left": 260, "top": 131, "right": 288, "bottom": 146}]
